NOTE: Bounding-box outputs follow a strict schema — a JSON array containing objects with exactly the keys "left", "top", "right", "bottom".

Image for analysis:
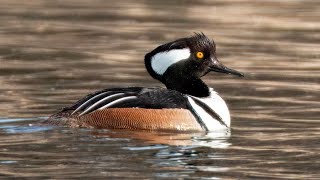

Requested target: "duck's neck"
[{"left": 164, "top": 76, "right": 210, "bottom": 97}]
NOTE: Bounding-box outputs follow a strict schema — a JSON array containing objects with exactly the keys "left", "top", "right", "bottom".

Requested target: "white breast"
[{"left": 187, "top": 88, "right": 231, "bottom": 131}]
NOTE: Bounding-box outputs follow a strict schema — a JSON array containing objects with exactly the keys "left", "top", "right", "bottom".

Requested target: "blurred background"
[{"left": 0, "top": 0, "right": 319, "bottom": 179}]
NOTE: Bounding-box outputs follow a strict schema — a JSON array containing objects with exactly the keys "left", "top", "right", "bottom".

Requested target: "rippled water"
[{"left": 0, "top": 0, "right": 319, "bottom": 179}]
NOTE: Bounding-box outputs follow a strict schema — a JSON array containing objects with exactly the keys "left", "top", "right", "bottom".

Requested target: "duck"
[{"left": 45, "top": 33, "right": 244, "bottom": 131}]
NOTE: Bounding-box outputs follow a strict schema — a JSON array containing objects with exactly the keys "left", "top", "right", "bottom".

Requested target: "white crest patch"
[
  {"left": 187, "top": 88, "right": 231, "bottom": 131},
  {"left": 151, "top": 48, "right": 190, "bottom": 75}
]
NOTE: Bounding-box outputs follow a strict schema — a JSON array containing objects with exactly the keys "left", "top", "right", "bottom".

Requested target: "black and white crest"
[
  {"left": 187, "top": 32, "right": 216, "bottom": 53},
  {"left": 144, "top": 33, "right": 216, "bottom": 82}
]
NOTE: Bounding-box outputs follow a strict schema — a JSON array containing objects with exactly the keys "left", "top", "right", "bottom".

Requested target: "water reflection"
[
  {"left": 0, "top": 117, "right": 231, "bottom": 179},
  {"left": 93, "top": 130, "right": 231, "bottom": 148}
]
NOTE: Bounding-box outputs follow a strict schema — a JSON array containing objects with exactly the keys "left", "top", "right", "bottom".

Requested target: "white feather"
[
  {"left": 72, "top": 91, "right": 111, "bottom": 115},
  {"left": 79, "top": 93, "right": 125, "bottom": 116},
  {"left": 98, "top": 96, "right": 137, "bottom": 110},
  {"left": 151, "top": 48, "right": 190, "bottom": 75}
]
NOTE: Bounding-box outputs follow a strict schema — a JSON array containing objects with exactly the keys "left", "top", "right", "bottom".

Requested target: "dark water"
[{"left": 0, "top": 0, "right": 319, "bottom": 179}]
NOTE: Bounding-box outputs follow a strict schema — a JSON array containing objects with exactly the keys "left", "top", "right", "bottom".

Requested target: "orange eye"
[{"left": 196, "top": 52, "right": 204, "bottom": 59}]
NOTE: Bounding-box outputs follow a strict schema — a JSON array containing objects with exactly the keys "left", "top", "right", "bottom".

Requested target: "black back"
[{"left": 61, "top": 87, "right": 189, "bottom": 116}]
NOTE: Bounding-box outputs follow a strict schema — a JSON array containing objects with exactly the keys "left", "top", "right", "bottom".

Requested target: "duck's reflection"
[
  {"left": 91, "top": 129, "right": 231, "bottom": 148},
  {"left": 91, "top": 129, "right": 231, "bottom": 179}
]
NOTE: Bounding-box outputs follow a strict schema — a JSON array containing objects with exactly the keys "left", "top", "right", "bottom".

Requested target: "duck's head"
[{"left": 145, "top": 33, "right": 243, "bottom": 97}]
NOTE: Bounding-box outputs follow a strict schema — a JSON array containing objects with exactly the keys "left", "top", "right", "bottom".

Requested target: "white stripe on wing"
[
  {"left": 79, "top": 93, "right": 125, "bottom": 116},
  {"left": 72, "top": 91, "right": 112, "bottom": 115},
  {"left": 98, "top": 96, "right": 138, "bottom": 110}
]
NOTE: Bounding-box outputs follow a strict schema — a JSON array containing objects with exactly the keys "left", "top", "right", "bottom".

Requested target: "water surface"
[{"left": 0, "top": 0, "right": 319, "bottom": 179}]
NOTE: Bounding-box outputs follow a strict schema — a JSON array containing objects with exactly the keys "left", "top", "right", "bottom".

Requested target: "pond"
[{"left": 0, "top": 0, "right": 319, "bottom": 179}]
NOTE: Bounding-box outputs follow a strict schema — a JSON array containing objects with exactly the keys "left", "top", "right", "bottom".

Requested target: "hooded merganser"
[{"left": 45, "top": 33, "right": 244, "bottom": 131}]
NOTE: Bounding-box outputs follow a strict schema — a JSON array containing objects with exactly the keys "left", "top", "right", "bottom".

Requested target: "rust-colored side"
[
  {"left": 45, "top": 108, "right": 203, "bottom": 131},
  {"left": 77, "top": 108, "right": 203, "bottom": 131}
]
